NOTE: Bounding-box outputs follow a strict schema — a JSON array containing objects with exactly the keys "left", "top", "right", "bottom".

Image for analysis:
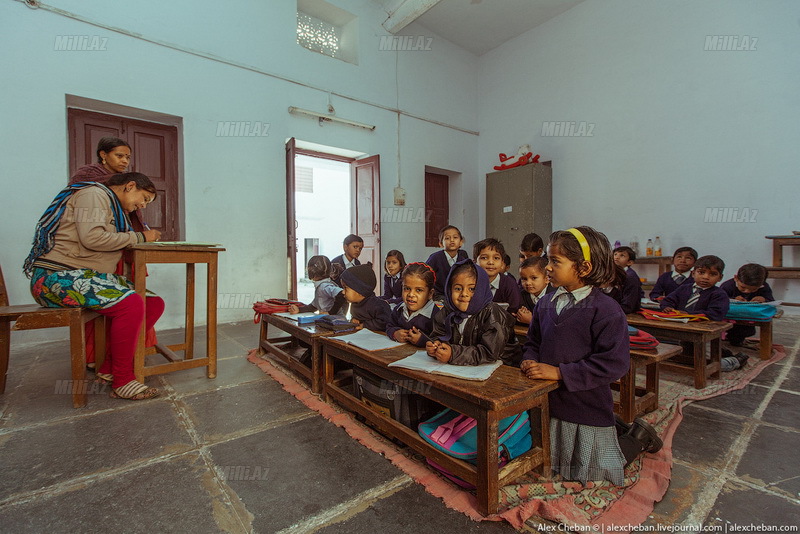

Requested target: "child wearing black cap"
[{"left": 340, "top": 264, "right": 392, "bottom": 331}]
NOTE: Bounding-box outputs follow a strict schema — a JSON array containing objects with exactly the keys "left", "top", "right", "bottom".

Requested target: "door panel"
[
  {"left": 425, "top": 172, "right": 449, "bottom": 247},
  {"left": 351, "top": 155, "right": 381, "bottom": 284},
  {"left": 286, "top": 138, "right": 297, "bottom": 299}
]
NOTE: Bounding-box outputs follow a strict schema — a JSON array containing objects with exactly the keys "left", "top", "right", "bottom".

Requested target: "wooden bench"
[
  {"left": 258, "top": 313, "right": 342, "bottom": 394},
  {"left": 320, "top": 337, "right": 557, "bottom": 516},
  {"left": 627, "top": 314, "right": 732, "bottom": 389},
  {"left": 613, "top": 343, "right": 682, "bottom": 423}
]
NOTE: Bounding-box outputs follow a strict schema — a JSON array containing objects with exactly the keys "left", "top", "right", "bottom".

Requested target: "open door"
[
  {"left": 286, "top": 138, "right": 297, "bottom": 299},
  {"left": 350, "top": 155, "right": 381, "bottom": 285}
]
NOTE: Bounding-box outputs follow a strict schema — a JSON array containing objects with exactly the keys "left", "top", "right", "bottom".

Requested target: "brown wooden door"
[
  {"left": 351, "top": 155, "right": 381, "bottom": 284},
  {"left": 286, "top": 138, "right": 298, "bottom": 299},
  {"left": 67, "top": 109, "right": 180, "bottom": 240},
  {"left": 425, "top": 172, "right": 449, "bottom": 247}
]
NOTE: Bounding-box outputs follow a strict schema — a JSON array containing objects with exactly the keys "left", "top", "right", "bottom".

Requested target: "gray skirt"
[{"left": 550, "top": 417, "right": 627, "bottom": 486}]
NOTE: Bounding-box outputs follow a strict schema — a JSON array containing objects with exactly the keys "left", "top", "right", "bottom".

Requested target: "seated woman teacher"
[{"left": 24, "top": 172, "right": 163, "bottom": 400}]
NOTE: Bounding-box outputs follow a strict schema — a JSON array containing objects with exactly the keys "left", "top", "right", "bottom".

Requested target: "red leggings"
[{"left": 95, "top": 294, "right": 165, "bottom": 388}]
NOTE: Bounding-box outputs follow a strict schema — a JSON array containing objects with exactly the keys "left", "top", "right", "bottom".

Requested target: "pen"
[{"left": 142, "top": 222, "right": 151, "bottom": 231}]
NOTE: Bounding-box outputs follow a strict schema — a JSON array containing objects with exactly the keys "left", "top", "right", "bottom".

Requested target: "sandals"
[
  {"left": 95, "top": 373, "right": 114, "bottom": 385},
  {"left": 110, "top": 380, "right": 160, "bottom": 401}
]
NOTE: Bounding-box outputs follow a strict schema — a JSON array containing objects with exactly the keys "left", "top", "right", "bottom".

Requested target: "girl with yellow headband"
[{"left": 520, "top": 226, "right": 663, "bottom": 485}]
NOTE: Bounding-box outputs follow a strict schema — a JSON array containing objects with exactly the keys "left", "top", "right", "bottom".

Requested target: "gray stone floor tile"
[
  {"left": 645, "top": 462, "right": 708, "bottom": 526},
  {"left": 670, "top": 404, "right": 748, "bottom": 469},
  {"left": 0, "top": 453, "right": 235, "bottom": 534},
  {"left": 0, "top": 401, "right": 192, "bottom": 498},
  {"left": 736, "top": 424, "right": 800, "bottom": 499},
  {"left": 778, "top": 365, "right": 800, "bottom": 392},
  {"left": 220, "top": 321, "right": 260, "bottom": 343},
  {"left": 705, "top": 480, "right": 800, "bottom": 529},
  {"left": 694, "top": 383, "right": 770, "bottom": 417},
  {"left": 207, "top": 416, "right": 402, "bottom": 533},
  {"left": 159, "top": 354, "right": 265, "bottom": 396},
  {"left": 316, "top": 482, "right": 515, "bottom": 533},
  {"left": 180, "top": 379, "right": 311, "bottom": 441},
  {"left": 749, "top": 362, "right": 785, "bottom": 387},
  {"left": 759, "top": 390, "right": 800, "bottom": 430}
]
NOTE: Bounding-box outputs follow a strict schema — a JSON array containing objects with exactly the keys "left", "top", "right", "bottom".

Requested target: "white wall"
[
  {"left": 0, "top": 0, "right": 478, "bottom": 342},
  {"left": 478, "top": 0, "right": 800, "bottom": 300}
]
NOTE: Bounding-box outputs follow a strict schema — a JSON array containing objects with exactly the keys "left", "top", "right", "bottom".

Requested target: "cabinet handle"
[{"left": 510, "top": 227, "right": 519, "bottom": 231}]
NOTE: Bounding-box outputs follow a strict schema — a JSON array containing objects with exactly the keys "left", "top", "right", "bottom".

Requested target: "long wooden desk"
[
  {"left": 258, "top": 313, "right": 342, "bottom": 393},
  {"left": 320, "top": 337, "right": 557, "bottom": 516},
  {"left": 131, "top": 243, "right": 225, "bottom": 382},
  {"left": 626, "top": 314, "right": 732, "bottom": 389}
]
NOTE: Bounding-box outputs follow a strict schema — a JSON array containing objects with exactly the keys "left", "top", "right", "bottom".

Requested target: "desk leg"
[
  {"left": 69, "top": 314, "right": 88, "bottom": 408},
  {"left": 618, "top": 364, "right": 636, "bottom": 423},
  {"left": 759, "top": 322, "right": 773, "bottom": 361},
  {"left": 540, "top": 398, "right": 551, "bottom": 477},
  {"left": 692, "top": 342, "right": 706, "bottom": 389},
  {"left": 134, "top": 254, "right": 147, "bottom": 383},
  {"left": 311, "top": 340, "right": 322, "bottom": 394},
  {"left": 709, "top": 338, "right": 721, "bottom": 380},
  {"left": 185, "top": 264, "right": 195, "bottom": 360},
  {"left": 322, "top": 347, "right": 334, "bottom": 403},
  {"left": 0, "top": 320, "right": 10, "bottom": 394},
  {"left": 646, "top": 362, "right": 660, "bottom": 414},
  {"left": 258, "top": 318, "right": 268, "bottom": 356},
  {"left": 476, "top": 411, "right": 500, "bottom": 516},
  {"left": 207, "top": 257, "right": 218, "bottom": 379}
]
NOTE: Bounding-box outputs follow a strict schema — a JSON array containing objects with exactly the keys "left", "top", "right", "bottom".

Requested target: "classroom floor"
[{"left": 1, "top": 317, "right": 799, "bottom": 533}]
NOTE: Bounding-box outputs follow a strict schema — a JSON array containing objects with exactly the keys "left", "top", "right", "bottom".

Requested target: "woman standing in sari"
[{"left": 25, "top": 172, "right": 163, "bottom": 400}]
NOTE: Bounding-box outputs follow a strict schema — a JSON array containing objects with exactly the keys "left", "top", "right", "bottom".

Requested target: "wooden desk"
[
  {"left": 636, "top": 256, "right": 673, "bottom": 276},
  {"left": 730, "top": 318, "right": 773, "bottom": 361},
  {"left": 765, "top": 235, "right": 800, "bottom": 267},
  {"left": 258, "top": 313, "right": 341, "bottom": 393},
  {"left": 320, "top": 337, "right": 557, "bottom": 516},
  {"left": 626, "top": 314, "right": 732, "bottom": 389},
  {"left": 131, "top": 243, "right": 225, "bottom": 382},
  {"left": 613, "top": 344, "right": 682, "bottom": 423}
]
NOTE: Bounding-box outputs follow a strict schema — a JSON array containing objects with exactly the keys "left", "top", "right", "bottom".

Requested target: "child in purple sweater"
[{"left": 522, "top": 226, "right": 662, "bottom": 485}]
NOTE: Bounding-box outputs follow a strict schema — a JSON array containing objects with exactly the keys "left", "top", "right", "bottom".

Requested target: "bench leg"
[
  {"left": 709, "top": 338, "right": 721, "bottom": 380},
  {"left": 693, "top": 341, "right": 706, "bottom": 389},
  {"left": 70, "top": 315, "right": 88, "bottom": 408},
  {"left": 645, "top": 362, "right": 660, "bottom": 413},
  {"left": 759, "top": 322, "right": 773, "bottom": 360},
  {"left": 0, "top": 320, "right": 9, "bottom": 394},
  {"left": 476, "top": 411, "right": 500, "bottom": 516},
  {"left": 618, "top": 365, "right": 636, "bottom": 423}
]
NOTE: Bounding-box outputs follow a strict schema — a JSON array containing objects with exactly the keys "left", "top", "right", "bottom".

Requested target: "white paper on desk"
[
  {"left": 388, "top": 350, "right": 502, "bottom": 381},
  {"left": 336, "top": 329, "right": 405, "bottom": 351}
]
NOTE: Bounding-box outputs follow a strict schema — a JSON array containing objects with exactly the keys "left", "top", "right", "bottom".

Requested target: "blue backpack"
[{"left": 725, "top": 301, "right": 779, "bottom": 321}]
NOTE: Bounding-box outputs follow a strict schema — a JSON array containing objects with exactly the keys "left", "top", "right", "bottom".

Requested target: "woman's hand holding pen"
[
  {"left": 425, "top": 340, "right": 452, "bottom": 363},
  {"left": 143, "top": 229, "right": 161, "bottom": 242}
]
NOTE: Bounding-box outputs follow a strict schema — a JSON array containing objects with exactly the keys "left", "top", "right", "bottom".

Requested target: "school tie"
[
  {"left": 685, "top": 287, "right": 702, "bottom": 312},
  {"left": 558, "top": 292, "right": 576, "bottom": 315},
  {"left": 673, "top": 273, "right": 686, "bottom": 285}
]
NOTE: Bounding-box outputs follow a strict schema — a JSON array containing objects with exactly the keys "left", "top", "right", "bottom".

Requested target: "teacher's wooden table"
[
  {"left": 258, "top": 313, "right": 340, "bottom": 394},
  {"left": 131, "top": 243, "right": 225, "bottom": 382},
  {"left": 626, "top": 314, "right": 732, "bottom": 389},
  {"left": 320, "top": 337, "right": 557, "bottom": 516}
]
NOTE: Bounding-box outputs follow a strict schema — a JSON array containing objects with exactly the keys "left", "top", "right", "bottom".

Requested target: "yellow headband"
[{"left": 567, "top": 228, "right": 591, "bottom": 263}]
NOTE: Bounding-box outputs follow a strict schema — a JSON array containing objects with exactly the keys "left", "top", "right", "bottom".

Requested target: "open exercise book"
[
  {"left": 388, "top": 350, "right": 503, "bottom": 381},
  {"left": 335, "top": 329, "right": 406, "bottom": 351}
]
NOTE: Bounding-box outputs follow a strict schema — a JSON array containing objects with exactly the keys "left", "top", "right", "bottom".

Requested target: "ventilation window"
[{"left": 297, "top": 0, "right": 358, "bottom": 64}]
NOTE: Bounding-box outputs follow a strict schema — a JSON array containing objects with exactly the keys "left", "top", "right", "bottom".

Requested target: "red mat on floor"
[{"left": 246, "top": 345, "right": 785, "bottom": 531}]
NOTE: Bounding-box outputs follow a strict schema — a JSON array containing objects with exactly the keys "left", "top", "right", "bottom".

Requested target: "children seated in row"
[
  {"left": 381, "top": 249, "right": 405, "bottom": 305},
  {"left": 650, "top": 247, "right": 697, "bottom": 301},
  {"left": 426, "top": 225, "right": 468, "bottom": 300},
  {"left": 386, "top": 263, "right": 436, "bottom": 347},
  {"left": 426, "top": 259, "right": 521, "bottom": 366},
  {"left": 331, "top": 234, "right": 363, "bottom": 287},
  {"left": 514, "top": 256, "right": 552, "bottom": 325},
  {"left": 612, "top": 246, "right": 643, "bottom": 314},
  {"left": 721, "top": 263, "right": 774, "bottom": 346},
  {"left": 521, "top": 226, "right": 662, "bottom": 486},
  {"left": 288, "top": 255, "right": 344, "bottom": 315},
  {"left": 660, "top": 255, "right": 730, "bottom": 321},
  {"left": 474, "top": 238, "right": 521, "bottom": 314}
]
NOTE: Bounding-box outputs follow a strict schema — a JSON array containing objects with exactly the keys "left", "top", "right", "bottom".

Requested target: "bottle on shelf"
[
  {"left": 654, "top": 236, "right": 662, "bottom": 257},
  {"left": 630, "top": 236, "right": 639, "bottom": 256},
  {"left": 645, "top": 238, "right": 654, "bottom": 257}
]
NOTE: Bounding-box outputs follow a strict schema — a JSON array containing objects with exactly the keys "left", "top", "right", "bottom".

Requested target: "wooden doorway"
[{"left": 68, "top": 108, "right": 181, "bottom": 240}]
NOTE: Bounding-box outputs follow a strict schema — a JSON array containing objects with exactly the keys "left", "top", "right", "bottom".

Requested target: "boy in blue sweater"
[
  {"left": 661, "top": 255, "right": 730, "bottom": 320},
  {"left": 650, "top": 247, "right": 697, "bottom": 301},
  {"left": 612, "top": 246, "right": 643, "bottom": 313},
  {"left": 721, "top": 263, "right": 774, "bottom": 347}
]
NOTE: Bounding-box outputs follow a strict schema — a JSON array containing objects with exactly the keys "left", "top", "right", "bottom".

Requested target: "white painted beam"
[{"left": 382, "top": 0, "right": 442, "bottom": 34}]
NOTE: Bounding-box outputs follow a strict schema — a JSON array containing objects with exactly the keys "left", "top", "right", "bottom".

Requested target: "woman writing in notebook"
[{"left": 24, "top": 172, "right": 163, "bottom": 400}]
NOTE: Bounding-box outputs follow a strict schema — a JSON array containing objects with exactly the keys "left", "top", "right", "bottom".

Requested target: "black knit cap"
[{"left": 340, "top": 264, "right": 376, "bottom": 297}]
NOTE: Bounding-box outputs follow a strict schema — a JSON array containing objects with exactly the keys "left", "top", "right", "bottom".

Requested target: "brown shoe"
[{"left": 628, "top": 418, "right": 663, "bottom": 453}]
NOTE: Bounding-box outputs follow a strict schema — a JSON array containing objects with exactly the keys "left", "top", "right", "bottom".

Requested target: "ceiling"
[{"left": 375, "top": 0, "right": 585, "bottom": 56}]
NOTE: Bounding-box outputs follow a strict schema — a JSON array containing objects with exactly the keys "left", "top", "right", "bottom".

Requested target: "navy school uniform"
[
  {"left": 492, "top": 273, "right": 522, "bottom": 313},
  {"left": 330, "top": 254, "right": 360, "bottom": 287},
  {"left": 620, "top": 267, "right": 643, "bottom": 314},
  {"left": 350, "top": 295, "right": 391, "bottom": 332},
  {"left": 426, "top": 249, "right": 468, "bottom": 297},
  {"left": 381, "top": 273, "right": 403, "bottom": 305},
  {"left": 430, "top": 303, "right": 521, "bottom": 366},
  {"left": 650, "top": 271, "right": 693, "bottom": 301},
  {"left": 520, "top": 285, "right": 556, "bottom": 312},
  {"left": 660, "top": 283, "right": 730, "bottom": 321},
  {"left": 720, "top": 278, "right": 774, "bottom": 343},
  {"left": 385, "top": 300, "right": 436, "bottom": 347}
]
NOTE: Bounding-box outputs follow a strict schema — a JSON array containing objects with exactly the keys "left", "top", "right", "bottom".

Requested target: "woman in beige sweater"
[{"left": 24, "top": 172, "right": 163, "bottom": 400}]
